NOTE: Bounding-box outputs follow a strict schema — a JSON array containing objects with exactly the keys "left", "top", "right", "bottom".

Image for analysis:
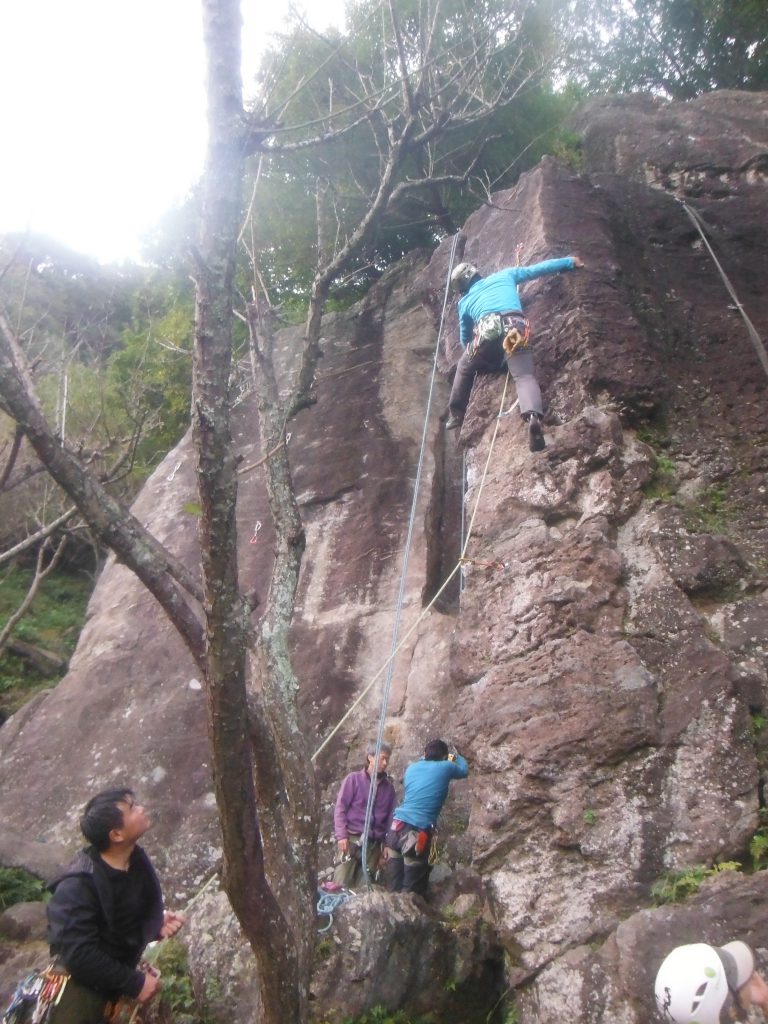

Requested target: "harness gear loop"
[
  {"left": 503, "top": 317, "right": 531, "bottom": 356},
  {"left": 428, "top": 828, "right": 440, "bottom": 866}
]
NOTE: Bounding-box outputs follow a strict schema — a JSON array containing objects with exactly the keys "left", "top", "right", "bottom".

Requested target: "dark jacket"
[{"left": 47, "top": 845, "right": 164, "bottom": 999}]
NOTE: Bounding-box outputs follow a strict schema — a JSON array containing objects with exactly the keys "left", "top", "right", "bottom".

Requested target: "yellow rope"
[{"left": 312, "top": 376, "right": 516, "bottom": 762}]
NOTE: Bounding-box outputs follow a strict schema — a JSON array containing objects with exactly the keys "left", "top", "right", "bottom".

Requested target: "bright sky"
[{"left": 0, "top": 0, "right": 346, "bottom": 265}]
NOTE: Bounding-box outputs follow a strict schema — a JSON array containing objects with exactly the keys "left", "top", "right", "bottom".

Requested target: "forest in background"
[
  {"left": 1, "top": 2, "right": 767, "bottom": 1020},
  {"left": 0, "top": 0, "right": 766, "bottom": 719}
]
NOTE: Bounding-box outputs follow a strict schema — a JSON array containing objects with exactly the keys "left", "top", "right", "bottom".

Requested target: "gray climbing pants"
[{"left": 448, "top": 341, "right": 542, "bottom": 420}]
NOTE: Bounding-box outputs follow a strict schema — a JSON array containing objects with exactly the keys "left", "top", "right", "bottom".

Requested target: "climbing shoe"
[
  {"left": 527, "top": 413, "right": 545, "bottom": 452},
  {"left": 445, "top": 415, "right": 463, "bottom": 431}
]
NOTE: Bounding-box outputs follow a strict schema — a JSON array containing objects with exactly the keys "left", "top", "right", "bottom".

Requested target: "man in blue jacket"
[
  {"left": 384, "top": 739, "right": 469, "bottom": 896},
  {"left": 46, "top": 788, "right": 184, "bottom": 1023},
  {"left": 447, "top": 256, "right": 584, "bottom": 450}
]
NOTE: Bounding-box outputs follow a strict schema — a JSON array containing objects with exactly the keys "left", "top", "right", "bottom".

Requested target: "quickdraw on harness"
[
  {"left": 3, "top": 966, "right": 69, "bottom": 1024},
  {"left": 469, "top": 313, "right": 530, "bottom": 359}
]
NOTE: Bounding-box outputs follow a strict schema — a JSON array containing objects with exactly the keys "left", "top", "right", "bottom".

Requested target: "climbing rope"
[
  {"left": 312, "top": 378, "right": 517, "bottom": 764},
  {"left": 680, "top": 199, "right": 768, "bottom": 383},
  {"left": 316, "top": 887, "right": 355, "bottom": 933},
  {"left": 358, "top": 231, "right": 462, "bottom": 886}
]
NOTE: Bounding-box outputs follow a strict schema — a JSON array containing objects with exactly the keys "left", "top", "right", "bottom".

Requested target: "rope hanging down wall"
[{"left": 680, "top": 200, "right": 768, "bottom": 384}]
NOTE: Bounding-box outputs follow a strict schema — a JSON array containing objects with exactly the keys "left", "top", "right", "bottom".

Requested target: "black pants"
[{"left": 384, "top": 825, "right": 432, "bottom": 896}]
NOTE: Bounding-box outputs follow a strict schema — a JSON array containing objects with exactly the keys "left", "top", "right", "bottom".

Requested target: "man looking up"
[
  {"left": 384, "top": 739, "right": 469, "bottom": 896},
  {"left": 46, "top": 787, "right": 184, "bottom": 1023},
  {"left": 447, "top": 256, "right": 584, "bottom": 450},
  {"left": 333, "top": 741, "right": 397, "bottom": 888}
]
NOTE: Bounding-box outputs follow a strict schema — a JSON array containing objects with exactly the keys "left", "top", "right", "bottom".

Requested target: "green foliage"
[
  {"left": 651, "top": 862, "right": 740, "bottom": 905},
  {"left": 583, "top": 808, "right": 597, "bottom": 826},
  {"left": 146, "top": 939, "right": 210, "bottom": 1024},
  {"left": 643, "top": 453, "right": 678, "bottom": 501},
  {"left": 0, "top": 866, "right": 47, "bottom": 910},
  {"left": 502, "top": 1005, "right": 520, "bottom": 1024},
  {"left": 242, "top": 0, "right": 576, "bottom": 306},
  {"left": 749, "top": 809, "right": 768, "bottom": 871},
  {"left": 562, "top": 0, "right": 768, "bottom": 99},
  {"left": 683, "top": 484, "right": 734, "bottom": 534},
  {"left": 105, "top": 286, "right": 195, "bottom": 481},
  {"left": 0, "top": 567, "right": 91, "bottom": 718},
  {"left": 549, "top": 129, "right": 584, "bottom": 172},
  {"left": 0, "top": 234, "right": 198, "bottom": 494}
]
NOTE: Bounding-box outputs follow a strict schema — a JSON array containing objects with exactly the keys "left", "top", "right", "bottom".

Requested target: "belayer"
[
  {"left": 384, "top": 739, "right": 468, "bottom": 896},
  {"left": 447, "top": 255, "right": 584, "bottom": 450}
]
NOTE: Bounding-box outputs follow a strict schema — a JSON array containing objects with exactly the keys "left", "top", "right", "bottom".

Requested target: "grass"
[
  {"left": 642, "top": 452, "right": 678, "bottom": 500},
  {"left": 0, "top": 566, "right": 92, "bottom": 719},
  {"left": 750, "top": 809, "right": 768, "bottom": 871},
  {"left": 683, "top": 483, "right": 735, "bottom": 534},
  {"left": 651, "top": 862, "right": 740, "bottom": 905}
]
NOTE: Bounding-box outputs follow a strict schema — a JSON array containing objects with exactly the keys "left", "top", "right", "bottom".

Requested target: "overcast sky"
[{"left": 0, "top": 0, "right": 346, "bottom": 264}]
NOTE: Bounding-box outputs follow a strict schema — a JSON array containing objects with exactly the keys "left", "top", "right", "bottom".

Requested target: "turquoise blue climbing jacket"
[
  {"left": 391, "top": 755, "right": 469, "bottom": 830},
  {"left": 457, "top": 259, "right": 576, "bottom": 346}
]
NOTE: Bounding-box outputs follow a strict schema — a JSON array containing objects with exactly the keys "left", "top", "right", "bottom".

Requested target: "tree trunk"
[{"left": 195, "top": 3, "right": 315, "bottom": 1020}]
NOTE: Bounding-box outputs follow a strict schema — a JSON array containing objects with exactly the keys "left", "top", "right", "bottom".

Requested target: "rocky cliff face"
[{"left": 2, "top": 91, "right": 768, "bottom": 1023}]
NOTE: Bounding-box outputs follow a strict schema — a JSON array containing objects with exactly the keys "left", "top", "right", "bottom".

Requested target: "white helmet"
[
  {"left": 654, "top": 941, "right": 754, "bottom": 1023},
  {"left": 450, "top": 262, "right": 480, "bottom": 294}
]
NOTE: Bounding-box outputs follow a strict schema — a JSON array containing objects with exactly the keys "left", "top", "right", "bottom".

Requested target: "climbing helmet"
[
  {"left": 654, "top": 942, "right": 753, "bottom": 1024},
  {"left": 450, "top": 262, "right": 480, "bottom": 294}
]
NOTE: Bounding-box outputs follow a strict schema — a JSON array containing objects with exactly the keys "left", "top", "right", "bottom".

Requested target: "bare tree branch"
[
  {"left": 0, "top": 506, "right": 78, "bottom": 569},
  {"left": 0, "top": 316, "right": 206, "bottom": 664}
]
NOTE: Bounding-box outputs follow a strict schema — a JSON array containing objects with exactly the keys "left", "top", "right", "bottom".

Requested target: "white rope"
[
  {"left": 312, "top": 375, "right": 516, "bottom": 764},
  {"left": 680, "top": 200, "right": 768, "bottom": 383},
  {"left": 358, "top": 232, "right": 462, "bottom": 885}
]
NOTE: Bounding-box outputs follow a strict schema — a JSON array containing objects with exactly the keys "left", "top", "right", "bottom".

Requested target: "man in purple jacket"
[
  {"left": 447, "top": 257, "right": 584, "bottom": 450},
  {"left": 333, "top": 741, "right": 397, "bottom": 888}
]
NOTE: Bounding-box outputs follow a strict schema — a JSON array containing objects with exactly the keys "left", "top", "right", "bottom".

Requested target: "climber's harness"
[
  {"left": 470, "top": 312, "right": 530, "bottom": 359},
  {"left": 385, "top": 819, "right": 434, "bottom": 863}
]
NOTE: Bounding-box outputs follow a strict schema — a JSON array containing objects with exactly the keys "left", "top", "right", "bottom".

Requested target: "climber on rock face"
[
  {"left": 446, "top": 256, "right": 584, "bottom": 451},
  {"left": 654, "top": 940, "right": 768, "bottom": 1023},
  {"left": 383, "top": 738, "right": 468, "bottom": 896}
]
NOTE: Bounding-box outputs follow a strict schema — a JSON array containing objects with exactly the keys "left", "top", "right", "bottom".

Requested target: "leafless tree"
[{"left": 0, "top": 0, "right": 555, "bottom": 1019}]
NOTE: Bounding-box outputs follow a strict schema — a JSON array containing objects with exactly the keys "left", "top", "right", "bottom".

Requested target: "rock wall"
[{"left": 2, "top": 90, "right": 768, "bottom": 1022}]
